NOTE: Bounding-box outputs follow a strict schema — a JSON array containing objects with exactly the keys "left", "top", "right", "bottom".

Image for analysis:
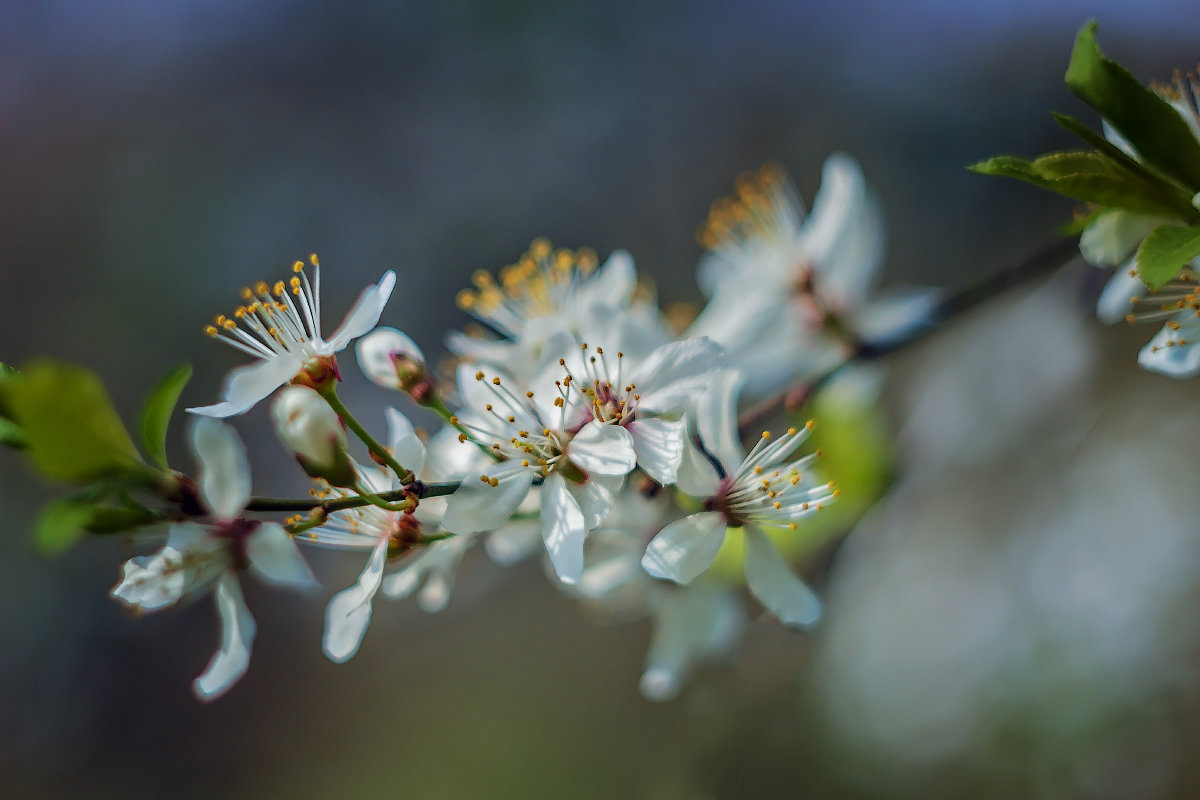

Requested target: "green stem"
[
  {"left": 245, "top": 480, "right": 460, "bottom": 514},
  {"left": 352, "top": 480, "right": 417, "bottom": 512},
  {"left": 319, "top": 385, "right": 415, "bottom": 482}
]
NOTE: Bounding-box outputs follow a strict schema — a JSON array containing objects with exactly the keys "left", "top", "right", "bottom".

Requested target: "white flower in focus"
[
  {"left": 641, "top": 374, "right": 834, "bottom": 627},
  {"left": 356, "top": 327, "right": 426, "bottom": 391},
  {"left": 189, "top": 255, "right": 396, "bottom": 417},
  {"left": 687, "top": 156, "right": 931, "bottom": 399},
  {"left": 111, "top": 418, "right": 316, "bottom": 700},
  {"left": 448, "top": 240, "right": 669, "bottom": 377},
  {"left": 441, "top": 333, "right": 723, "bottom": 584}
]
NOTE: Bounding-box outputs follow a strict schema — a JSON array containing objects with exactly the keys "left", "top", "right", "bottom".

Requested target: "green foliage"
[
  {"left": 0, "top": 360, "right": 143, "bottom": 483},
  {"left": 968, "top": 151, "right": 1189, "bottom": 218},
  {"left": 139, "top": 363, "right": 192, "bottom": 470},
  {"left": 35, "top": 497, "right": 98, "bottom": 555},
  {"left": 1135, "top": 224, "right": 1200, "bottom": 289},
  {"left": 1065, "top": 21, "right": 1200, "bottom": 191}
]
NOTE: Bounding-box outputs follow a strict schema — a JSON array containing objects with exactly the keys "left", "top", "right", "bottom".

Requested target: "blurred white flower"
[
  {"left": 686, "top": 156, "right": 930, "bottom": 399},
  {"left": 448, "top": 239, "right": 669, "bottom": 378},
  {"left": 189, "top": 256, "right": 396, "bottom": 417},
  {"left": 111, "top": 418, "right": 315, "bottom": 700}
]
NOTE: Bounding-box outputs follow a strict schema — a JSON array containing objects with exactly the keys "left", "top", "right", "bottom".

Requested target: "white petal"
[
  {"left": 641, "top": 513, "right": 727, "bottom": 584},
  {"left": 695, "top": 369, "right": 744, "bottom": 471},
  {"left": 1079, "top": 210, "right": 1160, "bottom": 267},
  {"left": 445, "top": 330, "right": 517, "bottom": 368},
  {"left": 540, "top": 473, "right": 587, "bottom": 584},
  {"left": 441, "top": 468, "right": 533, "bottom": 534},
  {"left": 1096, "top": 260, "right": 1146, "bottom": 325},
  {"left": 385, "top": 407, "right": 426, "bottom": 477},
  {"left": 569, "top": 473, "right": 622, "bottom": 531},
  {"left": 187, "top": 355, "right": 301, "bottom": 418},
  {"left": 192, "top": 572, "right": 256, "bottom": 702},
  {"left": 631, "top": 337, "right": 726, "bottom": 414},
  {"left": 1138, "top": 324, "right": 1200, "bottom": 378},
  {"left": 852, "top": 287, "right": 941, "bottom": 344},
  {"left": 111, "top": 549, "right": 187, "bottom": 611},
  {"left": 742, "top": 526, "right": 821, "bottom": 628},
  {"left": 675, "top": 433, "right": 722, "bottom": 498},
  {"left": 575, "top": 249, "right": 636, "bottom": 309},
  {"left": 567, "top": 421, "right": 637, "bottom": 477},
  {"left": 628, "top": 416, "right": 686, "bottom": 486},
  {"left": 641, "top": 583, "right": 745, "bottom": 701},
  {"left": 323, "top": 536, "right": 388, "bottom": 663},
  {"left": 246, "top": 523, "right": 317, "bottom": 591},
  {"left": 325, "top": 271, "right": 398, "bottom": 351},
  {"left": 191, "top": 418, "right": 251, "bottom": 520}
]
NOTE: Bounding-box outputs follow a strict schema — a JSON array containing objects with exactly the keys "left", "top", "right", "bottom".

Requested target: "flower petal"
[
  {"left": 641, "top": 583, "right": 745, "bottom": 701},
  {"left": 742, "top": 526, "right": 821, "bottom": 628},
  {"left": 1096, "top": 260, "right": 1146, "bottom": 325},
  {"left": 540, "top": 472, "right": 587, "bottom": 584},
  {"left": 641, "top": 512, "right": 727, "bottom": 584},
  {"left": 325, "top": 271, "right": 398, "bottom": 352},
  {"left": 192, "top": 572, "right": 256, "bottom": 702},
  {"left": 569, "top": 473, "right": 622, "bottom": 531},
  {"left": 567, "top": 420, "right": 637, "bottom": 477},
  {"left": 675, "top": 433, "right": 722, "bottom": 498},
  {"left": 631, "top": 337, "right": 726, "bottom": 415},
  {"left": 187, "top": 355, "right": 301, "bottom": 419},
  {"left": 385, "top": 407, "right": 426, "bottom": 478},
  {"left": 441, "top": 468, "right": 533, "bottom": 534},
  {"left": 191, "top": 417, "right": 251, "bottom": 520},
  {"left": 695, "top": 369, "right": 744, "bottom": 471},
  {"left": 1079, "top": 210, "right": 1160, "bottom": 267},
  {"left": 1138, "top": 324, "right": 1200, "bottom": 378},
  {"left": 246, "top": 522, "right": 317, "bottom": 591},
  {"left": 628, "top": 416, "right": 686, "bottom": 486},
  {"left": 485, "top": 520, "right": 542, "bottom": 565},
  {"left": 323, "top": 536, "right": 388, "bottom": 663}
]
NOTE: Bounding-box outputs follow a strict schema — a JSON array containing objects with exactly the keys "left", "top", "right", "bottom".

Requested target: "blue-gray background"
[{"left": 3, "top": 2, "right": 1200, "bottom": 798}]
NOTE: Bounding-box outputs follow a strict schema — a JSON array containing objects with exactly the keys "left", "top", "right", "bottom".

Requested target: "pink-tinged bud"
[
  {"left": 272, "top": 386, "right": 356, "bottom": 486},
  {"left": 290, "top": 354, "right": 341, "bottom": 392},
  {"left": 356, "top": 327, "right": 427, "bottom": 392}
]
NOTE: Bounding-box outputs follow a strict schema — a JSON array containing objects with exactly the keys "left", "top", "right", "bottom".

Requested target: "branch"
[{"left": 244, "top": 480, "right": 460, "bottom": 514}]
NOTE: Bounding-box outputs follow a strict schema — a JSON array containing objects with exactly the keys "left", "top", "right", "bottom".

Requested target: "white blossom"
[
  {"left": 111, "top": 418, "right": 315, "bottom": 700},
  {"left": 189, "top": 256, "right": 396, "bottom": 417}
]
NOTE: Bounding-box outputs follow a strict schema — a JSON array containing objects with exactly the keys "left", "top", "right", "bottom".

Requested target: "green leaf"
[
  {"left": 969, "top": 151, "right": 1189, "bottom": 217},
  {"left": 1135, "top": 223, "right": 1200, "bottom": 289},
  {"left": 0, "top": 417, "right": 26, "bottom": 449},
  {"left": 35, "top": 497, "right": 97, "bottom": 555},
  {"left": 139, "top": 363, "right": 192, "bottom": 470},
  {"left": 1053, "top": 113, "right": 1198, "bottom": 219},
  {"left": 0, "top": 360, "right": 143, "bottom": 482},
  {"left": 81, "top": 504, "right": 161, "bottom": 534},
  {"left": 1065, "top": 21, "right": 1200, "bottom": 191},
  {"left": 0, "top": 362, "right": 19, "bottom": 419}
]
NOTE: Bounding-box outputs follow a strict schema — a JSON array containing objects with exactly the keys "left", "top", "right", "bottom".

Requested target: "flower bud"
[
  {"left": 272, "top": 386, "right": 356, "bottom": 486},
  {"left": 356, "top": 327, "right": 427, "bottom": 393}
]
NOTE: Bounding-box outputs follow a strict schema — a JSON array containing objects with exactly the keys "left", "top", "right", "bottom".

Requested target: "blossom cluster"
[{"left": 105, "top": 155, "right": 890, "bottom": 701}]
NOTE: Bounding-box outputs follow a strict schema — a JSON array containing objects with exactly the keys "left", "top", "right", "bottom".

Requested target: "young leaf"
[
  {"left": 969, "top": 151, "right": 1188, "bottom": 217},
  {"left": 35, "top": 498, "right": 97, "bottom": 555},
  {"left": 1053, "top": 113, "right": 1198, "bottom": 220},
  {"left": 0, "top": 417, "right": 26, "bottom": 449},
  {"left": 140, "top": 363, "right": 192, "bottom": 470},
  {"left": 1135, "top": 223, "right": 1200, "bottom": 290},
  {"left": 0, "top": 360, "right": 143, "bottom": 482},
  {"left": 1065, "top": 21, "right": 1200, "bottom": 191}
]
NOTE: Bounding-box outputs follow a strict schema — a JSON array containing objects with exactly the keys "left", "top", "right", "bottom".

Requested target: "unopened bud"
[
  {"left": 272, "top": 386, "right": 356, "bottom": 486},
  {"left": 356, "top": 327, "right": 427, "bottom": 393}
]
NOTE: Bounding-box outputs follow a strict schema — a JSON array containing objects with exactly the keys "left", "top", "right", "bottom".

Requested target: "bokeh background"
[{"left": 3, "top": 1, "right": 1200, "bottom": 797}]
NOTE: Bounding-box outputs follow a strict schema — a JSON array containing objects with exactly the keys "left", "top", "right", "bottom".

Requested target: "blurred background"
[{"left": 3, "top": 1, "right": 1200, "bottom": 797}]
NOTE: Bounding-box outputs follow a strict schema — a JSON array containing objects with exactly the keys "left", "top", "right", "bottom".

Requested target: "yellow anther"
[
  {"left": 456, "top": 290, "right": 476, "bottom": 310},
  {"left": 530, "top": 237, "right": 552, "bottom": 259},
  {"left": 754, "top": 466, "right": 763, "bottom": 475},
  {"left": 554, "top": 398, "right": 565, "bottom": 408},
  {"left": 472, "top": 269, "right": 493, "bottom": 288},
  {"left": 526, "top": 391, "right": 534, "bottom": 398},
  {"left": 542, "top": 428, "right": 551, "bottom": 436},
  {"left": 293, "top": 260, "right": 304, "bottom": 273},
  {"left": 802, "top": 502, "right": 810, "bottom": 510},
  {"left": 492, "top": 377, "right": 501, "bottom": 386},
  {"left": 507, "top": 415, "right": 516, "bottom": 423},
  {"left": 273, "top": 281, "right": 286, "bottom": 295},
  {"left": 787, "top": 427, "right": 797, "bottom": 436},
  {"left": 254, "top": 281, "right": 269, "bottom": 295},
  {"left": 309, "top": 253, "right": 319, "bottom": 266},
  {"left": 449, "top": 416, "right": 459, "bottom": 425},
  {"left": 241, "top": 287, "right": 254, "bottom": 301},
  {"left": 479, "top": 475, "right": 490, "bottom": 483},
  {"left": 205, "top": 325, "right": 219, "bottom": 337},
  {"left": 773, "top": 501, "right": 782, "bottom": 510},
  {"left": 521, "top": 460, "right": 530, "bottom": 467},
  {"left": 489, "top": 478, "right": 499, "bottom": 487},
  {"left": 788, "top": 523, "right": 797, "bottom": 530},
  {"left": 761, "top": 431, "right": 771, "bottom": 439},
  {"left": 223, "top": 319, "right": 236, "bottom": 329},
  {"left": 475, "top": 371, "right": 485, "bottom": 381},
  {"left": 485, "top": 403, "right": 493, "bottom": 411},
  {"left": 805, "top": 420, "right": 815, "bottom": 430},
  {"left": 458, "top": 433, "right": 468, "bottom": 443},
  {"left": 833, "top": 490, "right": 842, "bottom": 498}
]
